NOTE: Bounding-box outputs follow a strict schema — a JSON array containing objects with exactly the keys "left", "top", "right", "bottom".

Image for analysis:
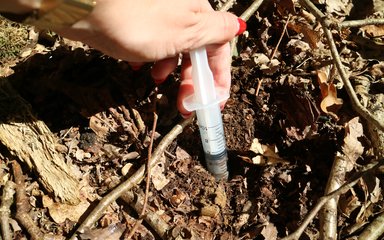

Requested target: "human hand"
[{"left": 57, "top": 0, "right": 246, "bottom": 117}]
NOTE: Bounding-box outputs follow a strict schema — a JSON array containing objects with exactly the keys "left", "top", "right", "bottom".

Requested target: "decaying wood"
[{"left": 0, "top": 80, "right": 79, "bottom": 204}]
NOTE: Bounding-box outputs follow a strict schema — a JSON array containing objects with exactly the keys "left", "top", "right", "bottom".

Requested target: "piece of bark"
[{"left": 0, "top": 80, "right": 79, "bottom": 203}]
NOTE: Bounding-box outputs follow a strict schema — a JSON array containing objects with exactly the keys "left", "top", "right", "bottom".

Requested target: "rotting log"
[{"left": 0, "top": 79, "right": 80, "bottom": 204}]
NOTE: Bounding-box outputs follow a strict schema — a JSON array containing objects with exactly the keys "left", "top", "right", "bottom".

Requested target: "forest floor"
[{"left": 0, "top": 0, "right": 384, "bottom": 239}]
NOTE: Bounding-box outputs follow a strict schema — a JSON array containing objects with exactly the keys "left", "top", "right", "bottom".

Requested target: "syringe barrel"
[{"left": 196, "top": 104, "right": 228, "bottom": 180}]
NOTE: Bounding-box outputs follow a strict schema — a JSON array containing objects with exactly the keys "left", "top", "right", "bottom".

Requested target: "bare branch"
[
  {"left": 69, "top": 116, "right": 195, "bottom": 240},
  {"left": 281, "top": 159, "right": 384, "bottom": 240},
  {"left": 231, "top": 0, "right": 265, "bottom": 57},
  {"left": 218, "top": 0, "right": 237, "bottom": 12},
  {"left": 126, "top": 112, "right": 158, "bottom": 239},
  {"left": 358, "top": 211, "right": 384, "bottom": 240},
  {"left": 320, "top": 153, "right": 347, "bottom": 240},
  {"left": 299, "top": 0, "right": 384, "bottom": 131},
  {"left": 339, "top": 18, "right": 384, "bottom": 29}
]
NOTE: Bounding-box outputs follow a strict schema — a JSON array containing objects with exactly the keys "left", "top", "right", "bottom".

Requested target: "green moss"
[{"left": 0, "top": 16, "right": 30, "bottom": 63}]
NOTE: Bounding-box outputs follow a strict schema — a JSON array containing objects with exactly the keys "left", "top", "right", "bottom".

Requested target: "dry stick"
[
  {"left": 125, "top": 112, "right": 158, "bottom": 239},
  {"left": 281, "top": 159, "right": 384, "bottom": 240},
  {"left": 358, "top": 211, "right": 384, "bottom": 240},
  {"left": 230, "top": 0, "right": 265, "bottom": 57},
  {"left": 218, "top": 0, "right": 237, "bottom": 12},
  {"left": 254, "top": 15, "right": 291, "bottom": 96},
  {"left": 299, "top": 0, "right": 384, "bottom": 132},
  {"left": 69, "top": 116, "right": 194, "bottom": 240},
  {"left": 319, "top": 153, "right": 347, "bottom": 240},
  {"left": 120, "top": 191, "right": 170, "bottom": 240},
  {"left": 12, "top": 161, "right": 45, "bottom": 240},
  {"left": 339, "top": 18, "right": 384, "bottom": 29},
  {"left": 270, "top": 15, "right": 290, "bottom": 60},
  {"left": 0, "top": 181, "right": 16, "bottom": 240}
]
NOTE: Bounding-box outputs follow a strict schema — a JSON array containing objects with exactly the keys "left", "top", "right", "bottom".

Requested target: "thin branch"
[
  {"left": 218, "top": 0, "right": 237, "bottom": 12},
  {"left": 358, "top": 211, "right": 384, "bottom": 240},
  {"left": 0, "top": 180, "right": 16, "bottom": 240},
  {"left": 240, "top": 0, "right": 265, "bottom": 21},
  {"left": 319, "top": 153, "right": 347, "bottom": 240},
  {"left": 281, "top": 159, "right": 384, "bottom": 240},
  {"left": 339, "top": 18, "right": 384, "bottom": 29},
  {"left": 270, "top": 15, "right": 290, "bottom": 59},
  {"left": 126, "top": 112, "right": 158, "bottom": 239},
  {"left": 120, "top": 191, "right": 170, "bottom": 240},
  {"left": 69, "top": 116, "right": 194, "bottom": 240},
  {"left": 141, "top": 112, "right": 158, "bottom": 217},
  {"left": 299, "top": 0, "right": 384, "bottom": 132},
  {"left": 231, "top": 0, "right": 265, "bottom": 57}
]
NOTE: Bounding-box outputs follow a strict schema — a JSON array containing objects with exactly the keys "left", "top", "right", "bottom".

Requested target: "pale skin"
[{"left": 0, "top": 0, "right": 242, "bottom": 117}]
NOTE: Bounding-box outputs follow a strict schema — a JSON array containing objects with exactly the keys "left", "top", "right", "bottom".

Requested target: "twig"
[
  {"left": 270, "top": 15, "right": 290, "bottom": 59},
  {"left": 69, "top": 116, "right": 194, "bottom": 240},
  {"left": 231, "top": 0, "right": 265, "bottom": 57},
  {"left": 121, "top": 191, "right": 170, "bottom": 240},
  {"left": 358, "top": 211, "right": 384, "bottom": 240},
  {"left": 218, "top": 0, "right": 237, "bottom": 12},
  {"left": 339, "top": 18, "right": 384, "bottom": 29},
  {"left": 281, "top": 159, "right": 384, "bottom": 240},
  {"left": 12, "top": 161, "right": 45, "bottom": 240},
  {"left": 141, "top": 112, "right": 158, "bottom": 217},
  {"left": 0, "top": 180, "right": 16, "bottom": 240},
  {"left": 299, "top": 0, "right": 384, "bottom": 132},
  {"left": 240, "top": 0, "right": 265, "bottom": 21},
  {"left": 319, "top": 153, "right": 347, "bottom": 240},
  {"left": 125, "top": 112, "right": 158, "bottom": 239},
  {"left": 255, "top": 79, "right": 263, "bottom": 96}
]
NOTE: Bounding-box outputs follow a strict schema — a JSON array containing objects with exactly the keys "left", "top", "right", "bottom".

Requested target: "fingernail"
[
  {"left": 236, "top": 18, "right": 247, "bottom": 36},
  {"left": 180, "top": 112, "right": 192, "bottom": 119}
]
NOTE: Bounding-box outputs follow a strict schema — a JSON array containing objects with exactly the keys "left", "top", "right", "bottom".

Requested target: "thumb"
[{"left": 193, "top": 12, "right": 246, "bottom": 46}]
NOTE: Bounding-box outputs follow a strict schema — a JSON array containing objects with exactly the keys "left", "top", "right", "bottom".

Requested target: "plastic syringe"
[{"left": 183, "top": 47, "right": 229, "bottom": 180}]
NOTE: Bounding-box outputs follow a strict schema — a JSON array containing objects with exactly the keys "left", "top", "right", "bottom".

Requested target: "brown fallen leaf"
[
  {"left": 243, "top": 138, "right": 289, "bottom": 165},
  {"left": 287, "top": 21, "right": 320, "bottom": 49},
  {"left": 342, "top": 117, "right": 364, "bottom": 172},
  {"left": 361, "top": 25, "right": 384, "bottom": 38},
  {"left": 42, "top": 195, "right": 90, "bottom": 223},
  {"left": 317, "top": 68, "right": 343, "bottom": 120},
  {"left": 151, "top": 154, "right": 170, "bottom": 190},
  {"left": 42, "top": 177, "right": 97, "bottom": 224},
  {"left": 261, "top": 223, "right": 278, "bottom": 240}
]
